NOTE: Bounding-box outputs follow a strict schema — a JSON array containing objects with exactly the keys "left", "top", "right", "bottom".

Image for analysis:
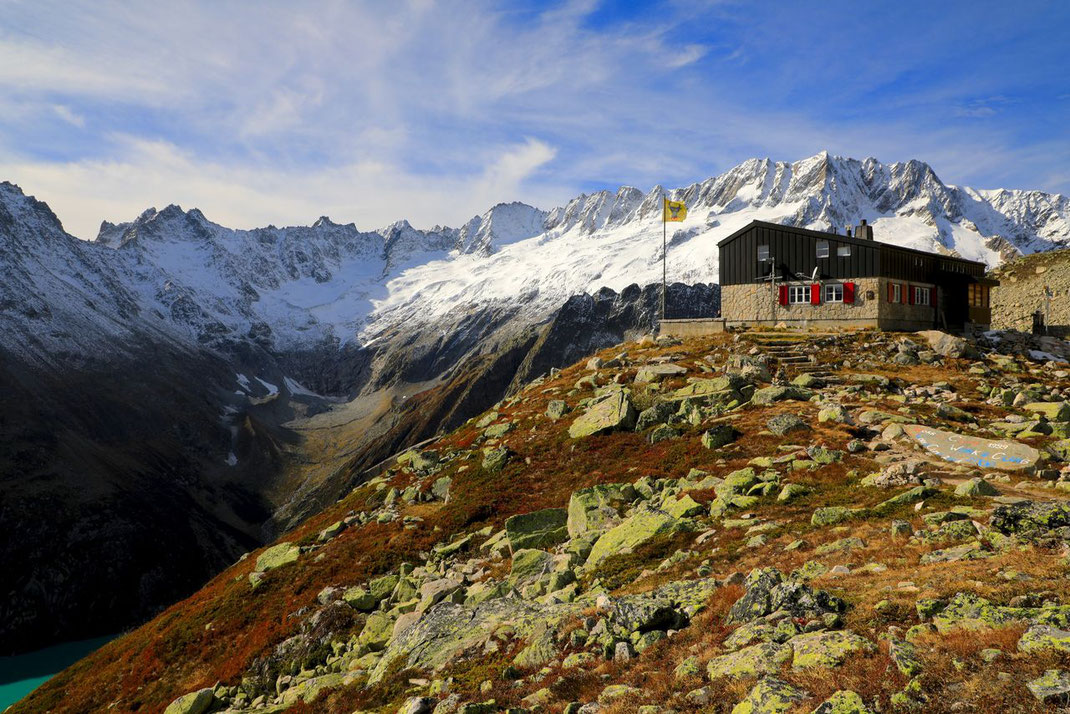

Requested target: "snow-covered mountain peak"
[
  {"left": 0, "top": 181, "right": 68, "bottom": 241},
  {"left": 3, "top": 153, "right": 1070, "bottom": 363},
  {"left": 458, "top": 201, "right": 547, "bottom": 255}
]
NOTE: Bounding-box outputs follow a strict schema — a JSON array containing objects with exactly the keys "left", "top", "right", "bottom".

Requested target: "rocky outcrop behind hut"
[{"left": 990, "top": 247, "right": 1070, "bottom": 336}]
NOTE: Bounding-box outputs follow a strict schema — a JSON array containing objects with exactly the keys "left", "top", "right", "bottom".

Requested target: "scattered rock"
[
  {"left": 505, "top": 508, "right": 569, "bottom": 552},
  {"left": 1027, "top": 669, "right": 1070, "bottom": 705},
  {"left": 255, "top": 542, "right": 301, "bottom": 573},
  {"left": 546, "top": 400, "right": 571, "bottom": 420},
  {"left": 731, "top": 677, "right": 807, "bottom": 714},
  {"left": 569, "top": 391, "right": 637, "bottom": 438},
  {"left": 586, "top": 506, "right": 690, "bottom": 566},
  {"left": 163, "top": 689, "right": 215, "bottom": 714},
  {"left": 954, "top": 477, "right": 999, "bottom": 497},
  {"left": 702, "top": 424, "right": 741, "bottom": 449},
  {"left": 634, "top": 363, "right": 687, "bottom": 383},
  {"left": 766, "top": 413, "right": 810, "bottom": 436},
  {"left": 811, "top": 690, "right": 871, "bottom": 714},
  {"left": 482, "top": 447, "right": 511, "bottom": 473}
]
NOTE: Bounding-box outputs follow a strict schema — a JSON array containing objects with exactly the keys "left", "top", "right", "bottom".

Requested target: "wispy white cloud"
[
  {"left": 0, "top": 0, "right": 1066, "bottom": 238},
  {"left": 0, "top": 135, "right": 565, "bottom": 238},
  {"left": 51, "top": 105, "right": 85, "bottom": 128}
]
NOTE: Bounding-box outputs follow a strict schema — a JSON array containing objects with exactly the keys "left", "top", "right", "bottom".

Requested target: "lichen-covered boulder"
[
  {"left": 752, "top": 385, "right": 814, "bottom": 406},
  {"left": 917, "top": 331, "right": 976, "bottom": 359},
  {"left": 546, "top": 399, "right": 571, "bottom": 420},
  {"left": 888, "top": 637, "right": 922, "bottom": 677},
  {"left": 991, "top": 500, "right": 1070, "bottom": 538},
  {"left": 255, "top": 542, "right": 300, "bottom": 573},
  {"left": 431, "top": 476, "right": 452, "bottom": 501},
  {"left": 482, "top": 446, "right": 511, "bottom": 473},
  {"left": 790, "top": 630, "right": 874, "bottom": 668},
  {"left": 811, "top": 690, "right": 871, "bottom": 714},
  {"left": 707, "top": 642, "right": 792, "bottom": 678},
  {"left": 702, "top": 424, "right": 741, "bottom": 449},
  {"left": 585, "top": 506, "right": 689, "bottom": 567},
  {"left": 634, "top": 363, "right": 687, "bottom": 383},
  {"left": 731, "top": 677, "right": 807, "bottom": 714},
  {"left": 635, "top": 401, "right": 676, "bottom": 431},
  {"left": 727, "top": 568, "right": 846, "bottom": 625},
  {"left": 766, "top": 413, "right": 810, "bottom": 436},
  {"left": 279, "top": 673, "right": 346, "bottom": 706},
  {"left": 818, "top": 404, "right": 852, "bottom": 424},
  {"left": 505, "top": 508, "right": 569, "bottom": 552},
  {"left": 163, "top": 689, "right": 215, "bottom": 714},
  {"left": 954, "top": 477, "right": 999, "bottom": 497},
  {"left": 509, "top": 548, "right": 554, "bottom": 584},
  {"left": 483, "top": 421, "right": 515, "bottom": 439},
  {"left": 1024, "top": 401, "right": 1070, "bottom": 422},
  {"left": 663, "top": 493, "right": 704, "bottom": 519},
  {"left": 1027, "top": 669, "right": 1070, "bottom": 705},
  {"left": 928, "top": 592, "right": 1070, "bottom": 633},
  {"left": 569, "top": 390, "right": 637, "bottom": 438},
  {"left": 811, "top": 507, "right": 857, "bottom": 527},
  {"left": 567, "top": 482, "right": 637, "bottom": 538},
  {"left": 672, "top": 375, "right": 747, "bottom": 399},
  {"left": 1018, "top": 625, "right": 1070, "bottom": 653},
  {"left": 369, "top": 598, "right": 577, "bottom": 684}
]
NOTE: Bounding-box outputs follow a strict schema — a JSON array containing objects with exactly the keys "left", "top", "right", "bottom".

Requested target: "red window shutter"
[
  {"left": 778, "top": 285, "right": 788, "bottom": 306},
  {"left": 844, "top": 282, "right": 855, "bottom": 304},
  {"left": 908, "top": 285, "right": 915, "bottom": 305},
  {"left": 887, "top": 282, "right": 894, "bottom": 302},
  {"left": 931, "top": 287, "right": 938, "bottom": 309},
  {"left": 811, "top": 283, "right": 821, "bottom": 305}
]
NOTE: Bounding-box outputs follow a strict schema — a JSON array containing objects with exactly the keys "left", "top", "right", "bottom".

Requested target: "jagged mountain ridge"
[
  {"left": 3, "top": 152, "right": 1069, "bottom": 374},
  {"left": 1, "top": 152, "right": 1069, "bottom": 657}
]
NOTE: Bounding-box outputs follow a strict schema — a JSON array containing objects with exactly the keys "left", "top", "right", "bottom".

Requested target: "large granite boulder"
[
  {"left": 163, "top": 689, "right": 216, "bottom": 714},
  {"left": 569, "top": 391, "right": 637, "bottom": 438},
  {"left": 585, "top": 506, "right": 690, "bottom": 567},
  {"left": 727, "top": 568, "right": 846, "bottom": 625},
  {"left": 567, "top": 482, "right": 637, "bottom": 538},
  {"left": 255, "top": 542, "right": 300, "bottom": 573},
  {"left": 505, "top": 508, "right": 569, "bottom": 552}
]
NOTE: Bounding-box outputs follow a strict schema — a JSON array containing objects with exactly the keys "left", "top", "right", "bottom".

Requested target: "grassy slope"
[{"left": 16, "top": 331, "right": 1070, "bottom": 714}]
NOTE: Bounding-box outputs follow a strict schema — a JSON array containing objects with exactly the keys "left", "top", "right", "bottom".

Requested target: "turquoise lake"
[{"left": 0, "top": 635, "right": 116, "bottom": 711}]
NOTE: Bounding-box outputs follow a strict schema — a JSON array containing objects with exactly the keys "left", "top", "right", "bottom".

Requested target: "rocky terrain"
[
  {"left": 990, "top": 248, "right": 1070, "bottom": 335},
  {"left": 16, "top": 325, "right": 1070, "bottom": 714},
  {"left": 3, "top": 151, "right": 1069, "bottom": 657}
]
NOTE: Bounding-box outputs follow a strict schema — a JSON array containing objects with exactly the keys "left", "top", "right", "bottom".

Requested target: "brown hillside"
[{"left": 16, "top": 328, "right": 1070, "bottom": 714}]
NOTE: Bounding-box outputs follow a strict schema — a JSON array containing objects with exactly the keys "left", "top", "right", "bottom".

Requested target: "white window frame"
[
  {"left": 836, "top": 244, "right": 851, "bottom": 257},
  {"left": 914, "top": 286, "right": 931, "bottom": 306},
  {"left": 788, "top": 285, "right": 810, "bottom": 304},
  {"left": 824, "top": 283, "right": 844, "bottom": 303},
  {"left": 757, "top": 244, "right": 769, "bottom": 262},
  {"left": 816, "top": 240, "right": 829, "bottom": 258},
  {"left": 892, "top": 283, "right": 902, "bottom": 303}
]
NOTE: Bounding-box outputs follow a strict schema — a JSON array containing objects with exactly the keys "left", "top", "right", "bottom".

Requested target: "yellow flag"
[{"left": 663, "top": 198, "right": 687, "bottom": 222}]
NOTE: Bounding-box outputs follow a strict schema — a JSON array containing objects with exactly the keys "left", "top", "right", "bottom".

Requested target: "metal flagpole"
[{"left": 661, "top": 196, "right": 667, "bottom": 324}]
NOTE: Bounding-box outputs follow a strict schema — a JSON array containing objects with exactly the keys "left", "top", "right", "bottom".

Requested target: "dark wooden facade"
[{"left": 718, "top": 221, "right": 987, "bottom": 285}]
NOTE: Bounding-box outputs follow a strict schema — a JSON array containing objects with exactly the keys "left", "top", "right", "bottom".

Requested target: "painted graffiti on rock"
[{"left": 903, "top": 424, "right": 1040, "bottom": 471}]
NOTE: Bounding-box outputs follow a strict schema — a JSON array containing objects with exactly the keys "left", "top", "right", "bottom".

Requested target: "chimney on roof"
[
  {"left": 844, "top": 225, "right": 853, "bottom": 238},
  {"left": 855, "top": 218, "right": 874, "bottom": 240}
]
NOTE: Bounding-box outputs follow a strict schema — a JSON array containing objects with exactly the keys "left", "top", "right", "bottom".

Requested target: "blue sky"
[{"left": 0, "top": 0, "right": 1067, "bottom": 238}]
